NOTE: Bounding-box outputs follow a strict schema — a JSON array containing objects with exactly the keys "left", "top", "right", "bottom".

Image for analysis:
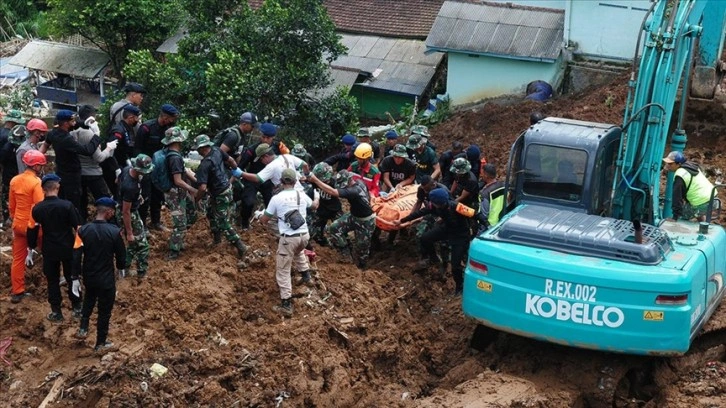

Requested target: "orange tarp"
[{"left": 371, "top": 184, "right": 421, "bottom": 231}]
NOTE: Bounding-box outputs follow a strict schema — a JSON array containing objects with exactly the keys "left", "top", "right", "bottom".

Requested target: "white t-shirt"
[
  {"left": 257, "top": 154, "right": 305, "bottom": 190},
  {"left": 265, "top": 188, "right": 313, "bottom": 235}
]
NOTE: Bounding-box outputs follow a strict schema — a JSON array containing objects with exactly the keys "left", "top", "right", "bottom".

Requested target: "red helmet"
[
  {"left": 26, "top": 118, "right": 48, "bottom": 132},
  {"left": 22, "top": 150, "right": 47, "bottom": 167}
]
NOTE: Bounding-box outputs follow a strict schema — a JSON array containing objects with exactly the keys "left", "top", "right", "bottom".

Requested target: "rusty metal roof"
[
  {"left": 332, "top": 33, "right": 444, "bottom": 96},
  {"left": 426, "top": 1, "right": 564, "bottom": 62},
  {"left": 9, "top": 40, "right": 110, "bottom": 79}
]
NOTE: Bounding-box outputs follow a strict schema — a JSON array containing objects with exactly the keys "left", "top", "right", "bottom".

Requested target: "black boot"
[
  {"left": 212, "top": 231, "right": 222, "bottom": 244},
  {"left": 234, "top": 240, "right": 247, "bottom": 257},
  {"left": 297, "top": 270, "right": 313, "bottom": 286},
  {"left": 272, "top": 298, "right": 293, "bottom": 316}
]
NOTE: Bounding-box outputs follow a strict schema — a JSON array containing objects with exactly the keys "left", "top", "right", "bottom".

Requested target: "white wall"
[{"left": 447, "top": 53, "right": 563, "bottom": 105}]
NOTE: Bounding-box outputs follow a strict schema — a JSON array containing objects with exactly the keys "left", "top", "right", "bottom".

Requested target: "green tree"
[
  {"left": 124, "top": 0, "right": 358, "bottom": 153},
  {"left": 46, "top": 0, "right": 183, "bottom": 82}
]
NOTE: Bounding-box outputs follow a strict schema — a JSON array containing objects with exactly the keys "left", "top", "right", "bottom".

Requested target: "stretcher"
[{"left": 371, "top": 184, "right": 421, "bottom": 231}]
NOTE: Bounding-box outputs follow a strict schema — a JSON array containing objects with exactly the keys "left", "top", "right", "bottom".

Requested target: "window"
[{"left": 522, "top": 144, "right": 587, "bottom": 202}]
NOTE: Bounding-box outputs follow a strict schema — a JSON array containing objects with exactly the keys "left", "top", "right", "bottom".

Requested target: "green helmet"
[
  {"left": 161, "top": 126, "right": 189, "bottom": 145},
  {"left": 335, "top": 169, "right": 353, "bottom": 188},
  {"left": 132, "top": 154, "right": 155, "bottom": 174},
  {"left": 450, "top": 157, "right": 472, "bottom": 175},
  {"left": 410, "top": 124, "right": 430, "bottom": 138},
  {"left": 193, "top": 134, "right": 214, "bottom": 149},
  {"left": 291, "top": 143, "right": 307, "bottom": 157},
  {"left": 9, "top": 125, "right": 27, "bottom": 146},
  {"left": 312, "top": 162, "right": 333, "bottom": 181}
]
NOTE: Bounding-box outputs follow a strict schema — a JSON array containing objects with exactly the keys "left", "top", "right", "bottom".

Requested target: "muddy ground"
[{"left": 2, "top": 73, "right": 726, "bottom": 408}]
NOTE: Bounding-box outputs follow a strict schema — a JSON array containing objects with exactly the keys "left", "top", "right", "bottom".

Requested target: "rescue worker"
[
  {"left": 110, "top": 104, "right": 141, "bottom": 170},
  {"left": 237, "top": 122, "right": 281, "bottom": 229},
  {"left": 117, "top": 154, "right": 154, "bottom": 278},
  {"left": 465, "top": 144, "right": 483, "bottom": 183},
  {"left": 1, "top": 125, "right": 24, "bottom": 224},
  {"left": 239, "top": 143, "right": 308, "bottom": 192},
  {"left": 396, "top": 187, "right": 475, "bottom": 296},
  {"left": 348, "top": 142, "right": 381, "bottom": 197},
  {"left": 16, "top": 118, "right": 48, "bottom": 173},
  {"left": 76, "top": 197, "right": 126, "bottom": 353},
  {"left": 136, "top": 104, "right": 179, "bottom": 231},
  {"left": 27, "top": 174, "right": 83, "bottom": 321},
  {"left": 410, "top": 124, "right": 436, "bottom": 152},
  {"left": 43, "top": 110, "right": 103, "bottom": 214},
  {"left": 383, "top": 129, "right": 399, "bottom": 157},
  {"left": 161, "top": 128, "right": 198, "bottom": 260},
  {"left": 437, "top": 141, "right": 464, "bottom": 188},
  {"left": 216, "top": 111, "right": 258, "bottom": 160},
  {"left": 379, "top": 144, "right": 416, "bottom": 193},
  {"left": 406, "top": 133, "right": 439, "bottom": 183},
  {"left": 410, "top": 175, "right": 450, "bottom": 256},
  {"left": 324, "top": 133, "right": 357, "bottom": 171},
  {"left": 307, "top": 163, "right": 341, "bottom": 246},
  {"left": 477, "top": 164, "right": 505, "bottom": 233},
  {"left": 72, "top": 105, "right": 116, "bottom": 221},
  {"left": 109, "top": 82, "right": 145, "bottom": 127},
  {"left": 193, "top": 135, "right": 247, "bottom": 256},
  {"left": 663, "top": 151, "right": 715, "bottom": 221},
  {"left": 308, "top": 169, "right": 375, "bottom": 269},
  {"left": 450, "top": 157, "right": 479, "bottom": 209},
  {"left": 8, "top": 150, "right": 46, "bottom": 303},
  {"left": 356, "top": 128, "right": 381, "bottom": 164},
  {"left": 258, "top": 168, "right": 319, "bottom": 316},
  {"left": 291, "top": 143, "right": 316, "bottom": 167}
]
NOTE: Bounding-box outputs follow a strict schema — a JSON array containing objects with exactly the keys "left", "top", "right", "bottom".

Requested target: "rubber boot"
[
  {"left": 213, "top": 231, "right": 222, "bottom": 245},
  {"left": 234, "top": 240, "right": 247, "bottom": 257}
]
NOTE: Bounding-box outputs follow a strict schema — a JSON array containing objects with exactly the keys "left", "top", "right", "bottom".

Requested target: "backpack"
[
  {"left": 213, "top": 126, "right": 242, "bottom": 150},
  {"left": 151, "top": 148, "right": 182, "bottom": 192}
]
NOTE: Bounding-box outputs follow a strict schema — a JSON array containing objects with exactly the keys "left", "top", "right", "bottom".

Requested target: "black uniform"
[
  {"left": 45, "top": 128, "right": 102, "bottom": 213},
  {"left": 236, "top": 141, "right": 281, "bottom": 228},
  {"left": 401, "top": 200, "right": 472, "bottom": 293},
  {"left": 379, "top": 156, "right": 417, "bottom": 188},
  {"left": 110, "top": 122, "right": 135, "bottom": 169},
  {"left": 28, "top": 196, "right": 83, "bottom": 314},
  {"left": 438, "top": 150, "right": 459, "bottom": 188},
  {"left": 135, "top": 119, "right": 170, "bottom": 226},
  {"left": 324, "top": 148, "right": 355, "bottom": 172},
  {"left": 196, "top": 147, "right": 232, "bottom": 197},
  {"left": 78, "top": 219, "right": 126, "bottom": 348}
]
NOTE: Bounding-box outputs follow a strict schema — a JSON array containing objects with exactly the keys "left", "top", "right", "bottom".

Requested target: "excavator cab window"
[{"left": 522, "top": 144, "right": 586, "bottom": 202}]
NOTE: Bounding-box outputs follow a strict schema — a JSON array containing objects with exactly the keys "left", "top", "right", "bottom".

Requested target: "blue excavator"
[{"left": 463, "top": 0, "right": 726, "bottom": 355}]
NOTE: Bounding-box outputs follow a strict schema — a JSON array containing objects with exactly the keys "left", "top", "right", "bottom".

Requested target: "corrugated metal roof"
[
  {"left": 332, "top": 33, "right": 443, "bottom": 96},
  {"left": 426, "top": 1, "right": 564, "bottom": 61},
  {"left": 156, "top": 28, "right": 188, "bottom": 54},
  {"left": 311, "top": 67, "right": 361, "bottom": 99},
  {"left": 9, "top": 40, "right": 110, "bottom": 79}
]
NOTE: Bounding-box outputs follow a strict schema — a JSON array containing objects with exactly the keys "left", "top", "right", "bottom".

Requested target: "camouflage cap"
[
  {"left": 391, "top": 144, "right": 408, "bottom": 158},
  {"left": 356, "top": 128, "right": 371, "bottom": 138},
  {"left": 3, "top": 109, "right": 26, "bottom": 125},
  {"left": 193, "top": 134, "right": 214, "bottom": 149},
  {"left": 450, "top": 157, "right": 472, "bottom": 175},
  {"left": 132, "top": 154, "right": 155, "bottom": 174},
  {"left": 161, "top": 126, "right": 189, "bottom": 145},
  {"left": 291, "top": 143, "right": 307, "bottom": 157},
  {"left": 9, "top": 125, "right": 27, "bottom": 145},
  {"left": 406, "top": 134, "right": 423, "bottom": 150},
  {"left": 312, "top": 162, "right": 333, "bottom": 181},
  {"left": 410, "top": 124, "right": 430, "bottom": 138},
  {"left": 335, "top": 169, "right": 353, "bottom": 188}
]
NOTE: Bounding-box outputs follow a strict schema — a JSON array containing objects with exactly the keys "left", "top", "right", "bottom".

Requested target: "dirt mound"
[{"left": 2, "top": 72, "right": 726, "bottom": 407}]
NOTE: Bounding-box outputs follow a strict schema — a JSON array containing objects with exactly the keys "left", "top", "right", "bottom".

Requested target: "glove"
[
  {"left": 85, "top": 116, "right": 101, "bottom": 136},
  {"left": 105, "top": 139, "right": 118, "bottom": 152},
  {"left": 114, "top": 168, "right": 122, "bottom": 178},
  {"left": 253, "top": 210, "right": 264, "bottom": 221},
  {"left": 71, "top": 278, "right": 81, "bottom": 297},
  {"left": 389, "top": 187, "right": 396, "bottom": 194},
  {"left": 118, "top": 269, "right": 127, "bottom": 279},
  {"left": 231, "top": 167, "right": 243, "bottom": 178},
  {"left": 25, "top": 248, "right": 37, "bottom": 268}
]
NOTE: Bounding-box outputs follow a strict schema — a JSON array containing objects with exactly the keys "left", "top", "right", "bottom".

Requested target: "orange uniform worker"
[{"left": 8, "top": 150, "right": 46, "bottom": 302}]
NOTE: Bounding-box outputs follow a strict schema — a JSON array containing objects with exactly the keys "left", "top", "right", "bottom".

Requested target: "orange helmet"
[
  {"left": 22, "top": 150, "right": 47, "bottom": 167},
  {"left": 26, "top": 118, "right": 48, "bottom": 132}
]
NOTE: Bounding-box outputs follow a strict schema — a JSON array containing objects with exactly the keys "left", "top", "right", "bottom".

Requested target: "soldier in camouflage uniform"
[
  {"left": 116, "top": 154, "right": 154, "bottom": 278},
  {"left": 306, "top": 162, "right": 342, "bottom": 245},
  {"left": 193, "top": 135, "right": 247, "bottom": 257},
  {"left": 160, "top": 127, "right": 198, "bottom": 260},
  {"left": 308, "top": 169, "right": 375, "bottom": 269}
]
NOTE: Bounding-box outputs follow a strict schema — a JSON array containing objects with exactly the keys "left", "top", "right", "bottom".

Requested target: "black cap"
[{"left": 123, "top": 82, "right": 146, "bottom": 94}]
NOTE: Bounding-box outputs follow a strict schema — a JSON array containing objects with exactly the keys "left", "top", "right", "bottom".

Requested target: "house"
[
  {"left": 426, "top": 1, "right": 565, "bottom": 106},
  {"left": 9, "top": 40, "right": 111, "bottom": 109},
  {"left": 158, "top": 0, "right": 447, "bottom": 119}
]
